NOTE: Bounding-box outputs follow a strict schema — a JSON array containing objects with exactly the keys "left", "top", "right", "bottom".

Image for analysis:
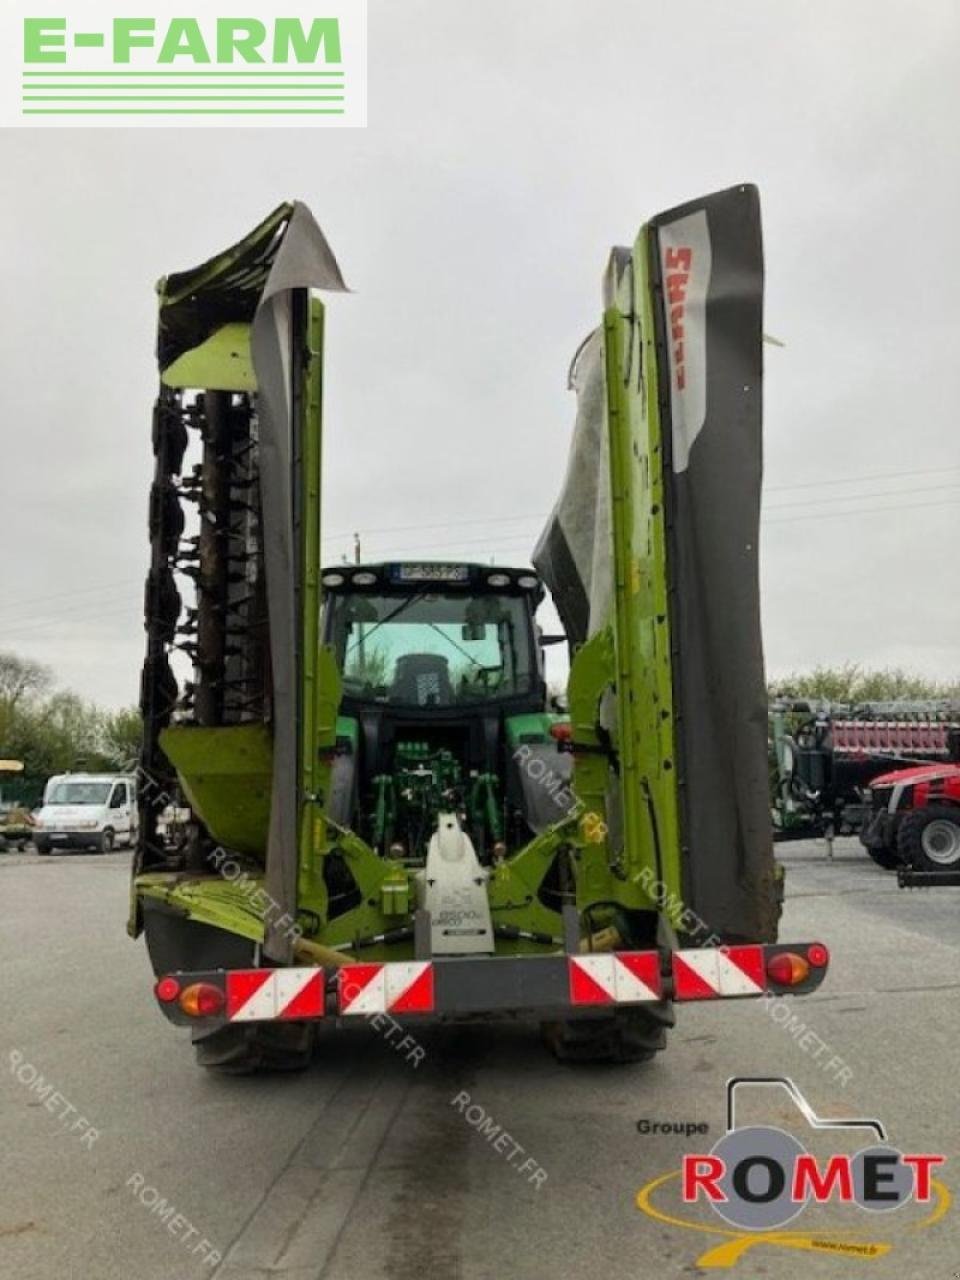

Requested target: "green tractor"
[{"left": 132, "top": 190, "right": 828, "bottom": 1072}]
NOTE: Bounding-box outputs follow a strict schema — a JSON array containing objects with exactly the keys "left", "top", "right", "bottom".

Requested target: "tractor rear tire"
[
  {"left": 864, "top": 844, "right": 901, "bottom": 871},
  {"left": 898, "top": 807, "right": 960, "bottom": 872},
  {"left": 542, "top": 1000, "right": 674, "bottom": 1065},
  {"left": 193, "top": 1022, "right": 314, "bottom": 1075}
]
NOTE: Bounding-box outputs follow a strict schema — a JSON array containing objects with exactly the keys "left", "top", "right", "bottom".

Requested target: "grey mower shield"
[
  {"left": 535, "top": 184, "right": 777, "bottom": 943},
  {"left": 249, "top": 205, "right": 347, "bottom": 961}
]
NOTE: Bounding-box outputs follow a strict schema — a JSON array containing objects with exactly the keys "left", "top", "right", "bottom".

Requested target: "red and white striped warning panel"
[
  {"left": 671, "top": 945, "right": 766, "bottom": 1000},
  {"left": 153, "top": 942, "right": 827, "bottom": 1028},
  {"left": 225, "top": 968, "right": 325, "bottom": 1022},
  {"left": 338, "top": 961, "right": 435, "bottom": 1016},
  {"left": 569, "top": 951, "right": 663, "bottom": 1006}
]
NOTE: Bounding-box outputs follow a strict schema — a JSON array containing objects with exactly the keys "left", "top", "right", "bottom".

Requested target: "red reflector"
[
  {"left": 766, "top": 952, "right": 810, "bottom": 987},
  {"left": 549, "top": 722, "right": 572, "bottom": 742},
  {"left": 155, "top": 976, "right": 181, "bottom": 1004},
  {"left": 179, "top": 982, "right": 225, "bottom": 1017},
  {"left": 807, "top": 943, "right": 829, "bottom": 968}
]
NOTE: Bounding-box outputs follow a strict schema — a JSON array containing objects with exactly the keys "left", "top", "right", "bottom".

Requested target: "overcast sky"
[{"left": 1, "top": 0, "right": 958, "bottom": 709}]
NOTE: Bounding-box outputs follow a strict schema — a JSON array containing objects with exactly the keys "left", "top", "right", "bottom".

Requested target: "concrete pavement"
[{"left": 1, "top": 840, "right": 958, "bottom": 1279}]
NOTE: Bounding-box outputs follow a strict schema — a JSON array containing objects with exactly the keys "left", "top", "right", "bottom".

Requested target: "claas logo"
[
  {"left": 681, "top": 1077, "right": 944, "bottom": 1233},
  {"left": 664, "top": 245, "right": 692, "bottom": 392}
]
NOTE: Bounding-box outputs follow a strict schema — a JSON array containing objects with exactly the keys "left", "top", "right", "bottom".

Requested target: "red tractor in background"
[{"left": 860, "top": 751, "right": 960, "bottom": 883}]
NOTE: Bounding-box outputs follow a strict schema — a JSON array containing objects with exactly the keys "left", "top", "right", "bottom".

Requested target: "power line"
[
  {"left": 366, "top": 496, "right": 960, "bottom": 561},
  {"left": 5, "top": 469, "right": 957, "bottom": 631},
  {"left": 0, "top": 585, "right": 135, "bottom": 626},
  {"left": 1, "top": 601, "right": 140, "bottom": 642},
  {"left": 5, "top": 465, "right": 944, "bottom": 597},
  {"left": 763, "top": 497, "right": 960, "bottom": 526},
  {"left": 345, "top": 492, "right": 960, "bottom": 559},
  {"left": 0, "top": 577, "right": 141, "bottom": 614},
  {"left": 324, "top": 468, "right": 960, "bottom": 545},
  {"left": 6, "top": 498, "right": 954, "bottom": 642},
  {"left": 1, "top": 465, "right": 953, "bottom": 600},
  {"left": 765, "top": 465, "right": 960, "bottom": 493},
  {"left": 765, "top": 482, "right": 960, "bottom": 512}
]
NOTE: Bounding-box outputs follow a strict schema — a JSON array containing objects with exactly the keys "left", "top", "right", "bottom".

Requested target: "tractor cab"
[{"left": 319, "top": 563, "right": 571, "bottom": 866}]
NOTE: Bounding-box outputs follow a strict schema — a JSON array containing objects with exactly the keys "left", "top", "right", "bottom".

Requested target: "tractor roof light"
[
  {"left": 517, "top": 575, "right": 540, "bottom": 589},
  {"left": 549, "top": 722, "right": 573, "bottom": 743},
  {"left": 178, "top": 982, "right": 226, "bottom": 1018},
  {"left": 155, "top": 976, "right": 181, "bottom": 1004},
  {"left": 487, "top": 573, "right": 510, "bottom": 587},
  {"left": 322, "top": 572, "right": 345, "bottom": 587},
  {"left": 766, "top": 952, "right": 810, "bottom": 987},
  {"left": 353, "top": 571, "right": 377, "bottom": 585}
]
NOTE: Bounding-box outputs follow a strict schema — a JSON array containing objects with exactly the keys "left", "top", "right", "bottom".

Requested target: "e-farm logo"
[{"left": 2, "top": 1, "right": 366, "bottom": 127}]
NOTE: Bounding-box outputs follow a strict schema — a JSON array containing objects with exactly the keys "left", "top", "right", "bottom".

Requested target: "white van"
[{"left": 34, "top": 773, "right": 138, "bottom": 854}]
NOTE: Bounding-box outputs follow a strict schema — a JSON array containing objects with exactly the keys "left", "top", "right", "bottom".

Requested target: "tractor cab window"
[
  {"left": 326, "top": 591, "right": 535, "bottom": 707},
  {"left": 47, "top": 782, "right": 111, "bottom": 806}
]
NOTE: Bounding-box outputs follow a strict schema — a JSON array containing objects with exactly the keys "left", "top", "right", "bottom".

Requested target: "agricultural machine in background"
[
  {"left": 862, "top": 760, "right": 960, "bottom": 882},
  {"left": 0, "top": 759, "right": 32, "bottom": 852},
  {"left": 131, "top": 188, "right": 830, "bottom": 1075},
  {"left": 770, "top": 699, "right": 960, "bottom": 856}
]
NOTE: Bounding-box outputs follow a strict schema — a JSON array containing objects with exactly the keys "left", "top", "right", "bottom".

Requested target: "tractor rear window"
[{"left": 326, "top": 592, "right": 535, "bottom": 707}]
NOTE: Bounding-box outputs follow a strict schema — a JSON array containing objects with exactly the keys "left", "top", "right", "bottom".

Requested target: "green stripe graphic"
[
  {"left": 22, "top": 83, "right": 345, "bottom": 89},
  {"left": 22, "top": 70, "right": 344, "bottom": 77},
  {"left": 20, "top": 66, "right": 351, "bottom": 117},
  {"left": 23, "top": 95, "right": 344, "bottom": 101},
  {"left": 23, "top": 108, "right": 345, "bottom": 114}
]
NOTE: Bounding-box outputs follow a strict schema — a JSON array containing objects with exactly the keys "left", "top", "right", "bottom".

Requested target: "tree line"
[
  {"left": 2, "top": 648, "right": 956, "bottom": 797},
  {"left": 0, "top": 652, "right": 141, "bottom": 796},
  {"left": 768, "top": 662, "right": 960, "bottom": 704}
]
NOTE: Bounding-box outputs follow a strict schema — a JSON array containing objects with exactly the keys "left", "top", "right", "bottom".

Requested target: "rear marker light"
[
  {"left": 155, "top": 976, "right": 181, "bottom": 1003},
  {"left": 806, "top": 943, "right": 829, "bottom": 968},
  {"left": 179, "top": 982, "right": 226, "bottom": 1018},
  {"left": 549, "top": 722, "right": 572, "bottom": 743},
  {"left": 766, "top": 952, "right": 810, "bottom": 987}
]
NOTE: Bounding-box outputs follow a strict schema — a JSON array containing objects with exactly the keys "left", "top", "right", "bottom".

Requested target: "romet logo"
[
  {"left": 635, "top": 1077, "right": 950, "bottom": 1268},
  {"left": 1, "top": 1, "right": 366, "bottom": 127}
]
